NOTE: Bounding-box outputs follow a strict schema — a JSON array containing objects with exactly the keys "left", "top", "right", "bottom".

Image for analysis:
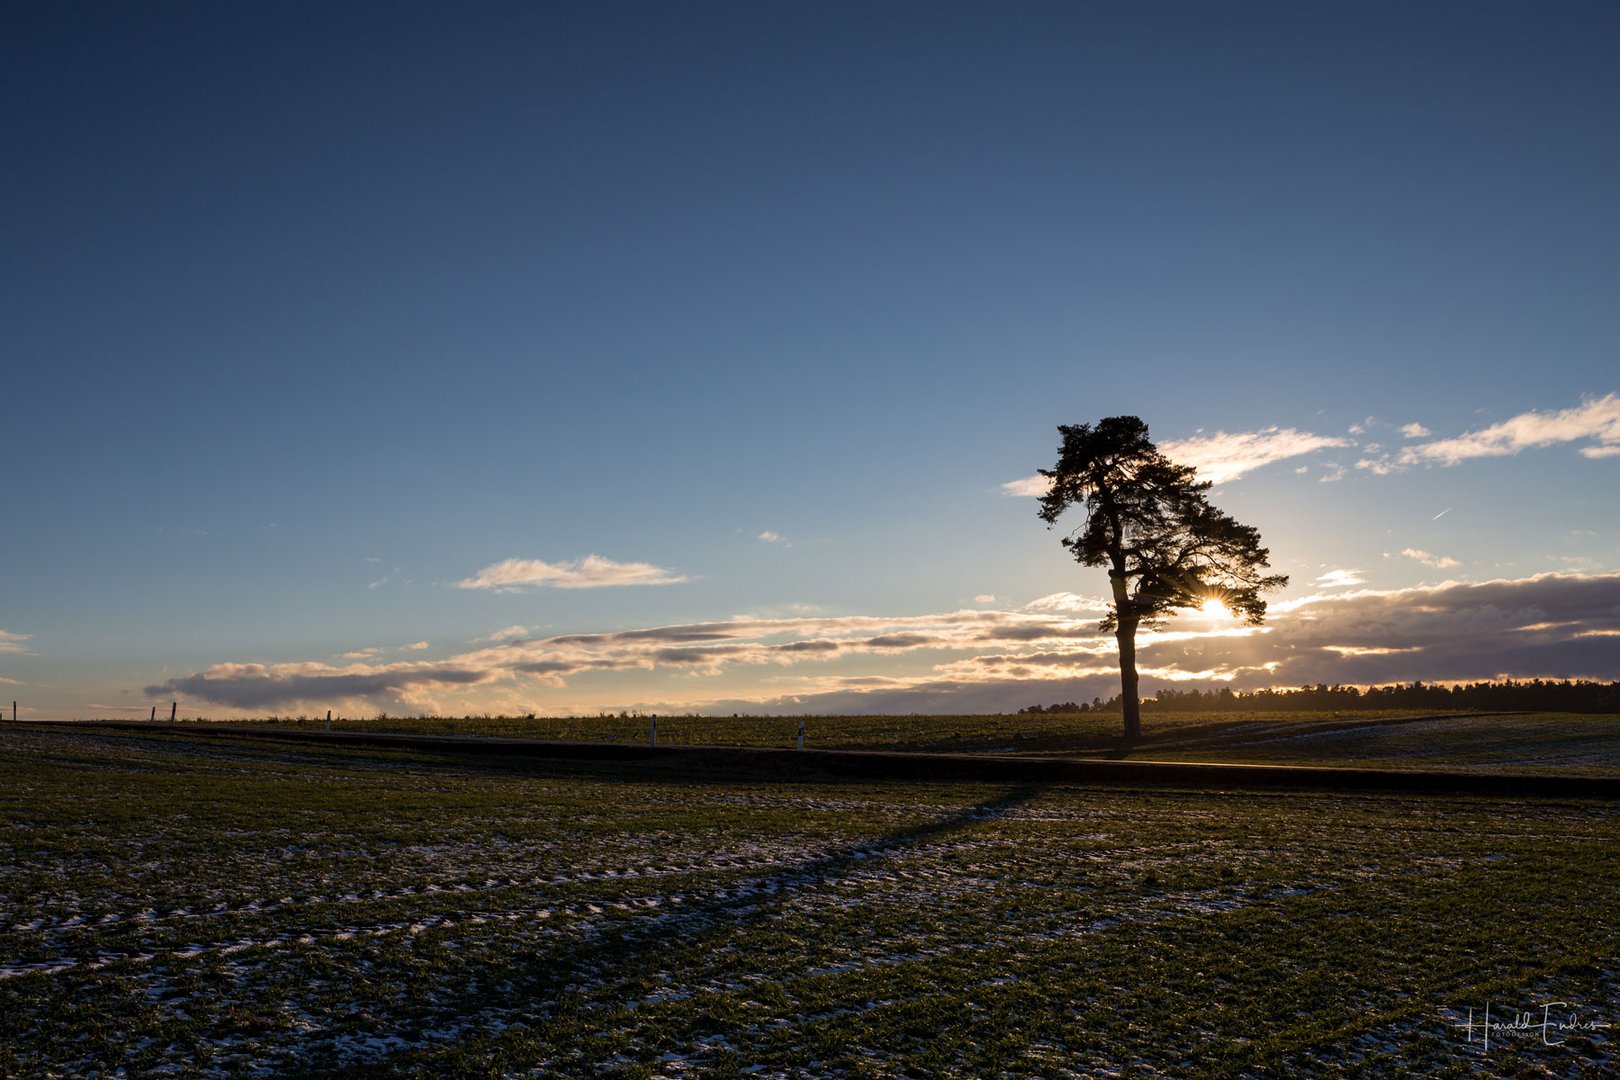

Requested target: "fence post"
[
  {"left": 797, "top": 718, "right": 805, "bottom": 751},
  {"left": 150, "top": 705, "right": 156, "bottom": 722},
  {"left": 325, "top": 709, "right": 331, "bottom": 733},
  {"left": 649, "top": 713, "right": 657, "bottom": 747},
  {"left": 11, "top": 701, "right": 16, "bottom": 723},
  {"left": 170, "top": 701, "right": 177, "bottom": 725}
]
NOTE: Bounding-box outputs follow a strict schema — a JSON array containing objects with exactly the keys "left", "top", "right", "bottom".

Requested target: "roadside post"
[
  {"left": 325, "top": 709, "right": 332, "bottom": 733},
  {"left": 170, "top": 701, "right": 177, "bottom": 724},
  {"left": 796, "top": 718, "right": 805, "bottom": 750},
  {"left": 649, "top": 713, "right": 657, "bottom": 747}
]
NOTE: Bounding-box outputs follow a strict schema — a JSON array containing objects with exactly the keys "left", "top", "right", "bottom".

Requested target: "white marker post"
[
  {"left": 649, "top": 713, "right": 657, "bottom": 747},
  {"left": 796, "top": 718, "right": 805, "bottom": 751}
]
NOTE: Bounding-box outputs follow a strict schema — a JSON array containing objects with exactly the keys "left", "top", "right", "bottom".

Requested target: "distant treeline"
[{"left": 1020, "top": 679, "right": 1620, "bottom": 715}]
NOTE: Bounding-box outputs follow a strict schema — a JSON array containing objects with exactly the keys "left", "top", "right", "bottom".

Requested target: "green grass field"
[
  {"left": 2, "top": 726, "right": 1615, "bottom": 1076},
  {"left": 229, "top": 709, "right": 1620, "bottom": 775}
]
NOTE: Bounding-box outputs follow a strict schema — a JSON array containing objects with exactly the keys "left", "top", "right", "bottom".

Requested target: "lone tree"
[{"left": 1037, "top": 416, "right": 1286, "bottom": 743}]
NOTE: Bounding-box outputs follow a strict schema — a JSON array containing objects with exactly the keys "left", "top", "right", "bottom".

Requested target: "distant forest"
[{"left": 1021, "top": 679, "right": 1620, "bottom": 715}]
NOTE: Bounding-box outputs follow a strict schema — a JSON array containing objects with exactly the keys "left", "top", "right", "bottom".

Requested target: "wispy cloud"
[
  {"left": 1400, "top": 547, "right": 1460, "bottom": 568},
  {"left": 1159, "top": 427, "right": 1353, "bottom": 484},
  {"left": 476, "top": 625, "right": 531, "bottom": 643},
  {"left": 1312, "top": 569, "right": 1364, "bottom": 588},
  {"left": 1003, "top": 425, "right": 1349, "bottom": 494},
  {"left": 758, "top": 531, "right": 785, "bottom": 544},
  {"left": 1024, "top": 592, "right": 1111, "bottom": 614},
  {"left": 1364, "top": 394, "right": 1620, "bottom": 472},
  {"left": 0, "top": 629, "right": 34, "bottom": 655},
  {"left": 1000, "top": 474, "right": 1052, "bottom": 497},
  {"left": 456, "top": 555, "right": 687, "bottom": 591},
  {"left": 1399, "top": 423, "right": 1431, "bottom": 438},
  {"left": 338, "top": 641, "right": 433, "bottom": 660}
]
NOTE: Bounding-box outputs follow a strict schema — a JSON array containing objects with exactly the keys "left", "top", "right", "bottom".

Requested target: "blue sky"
[{"left": 5, "top": 1, "right": 1618, "bottom": 717}]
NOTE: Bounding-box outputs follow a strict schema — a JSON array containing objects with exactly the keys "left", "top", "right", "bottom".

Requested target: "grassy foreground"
[
  {"left": 2, "top": 726, "right": 1616, "bottom": 1077},
  {"left": 229, "top": 709, "right": 1620, "bottom": 775}
]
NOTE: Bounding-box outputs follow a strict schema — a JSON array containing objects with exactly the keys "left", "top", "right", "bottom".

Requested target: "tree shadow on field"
[{"left": 388, "top": 782, "right": 1048, "bottom": 1071}]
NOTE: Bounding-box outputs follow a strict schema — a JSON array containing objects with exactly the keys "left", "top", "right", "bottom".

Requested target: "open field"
[
  {"left": 3, "top": 726, "right": 1616, "bottom": 1077},
  {"left": 223, "top": 710, "right": 1620, "bottom": 776}
]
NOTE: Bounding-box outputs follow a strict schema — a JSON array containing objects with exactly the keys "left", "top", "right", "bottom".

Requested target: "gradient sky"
[{"left": 5, "top": 1, "right": 1618, "bottom": 718}]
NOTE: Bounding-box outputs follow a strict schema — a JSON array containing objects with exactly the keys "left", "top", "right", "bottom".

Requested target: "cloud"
[
  {"left": 758, "top": 531, "right": 784, "bottom": 543},
  {"left": 1255, "top": 572, "right": 1620, "bottom": 686},
  {"left": 147, "top": 573, "right": 1620, "bottom": 715},
  {"left": 0, "top": 629, "right": 32, "bottom": 655},
  {"left": 760, "top": 572, "right": 1620, "bottom": 712},
  {"left": 1373, "top": 394, "right": 1620, "bottom": 471},
  {"left": 456, "top": 555, "right": 687, "bottom": 591},
  {"left": 1312, "top": 569, "right": 1364, "bottom": 588},
  {"left": 1024, "top": 591, "right": 1112, "bottom": 615},
  {"left": 339, "top": 641, "right": 431, "bottom": 660},
  {"left": 973, "top": 594, "right": 997, "bottom": 604},
  {"left": 147, "top": 662, "right": 494, "bottom": 711},
  {"left": 367, "top": 567, "right": 403, "bottom": 589},
  {"left": 1400, "top": 423, "right": 1431, "bottom": 438},
  {"left": 477, "top": 625, "right": 531, "bottom": 643},
  {"left": 695, "top": 675, "right": 1129, "bottom": 718},
  {"left": 768, "top": 575, "right": 1620, "bottom": 709},
  {"left": 1004, "top": 425, "right": 1350, "bottom": 494},
  {"left": 1159, "top": 427, "right": 1353, "bottom": 484},
  {"left": 147, "top": 608, "right": 1114, "bottom": 712},
  {"left": 1000, "top": 474, "right": 1052, "bottom": 497},
  {"left": 1400, "top": 547, "right": 1460, "bottom": 568}
]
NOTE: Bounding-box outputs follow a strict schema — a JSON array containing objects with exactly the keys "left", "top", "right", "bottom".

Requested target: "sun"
[{"left": 1198, "top": 597, "right": 1232, "bottom": 619}]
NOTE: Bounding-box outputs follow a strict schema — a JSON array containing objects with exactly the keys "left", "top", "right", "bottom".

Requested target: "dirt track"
[{"left": 48, "top": 721, "right": 1620, "bottom": 799}]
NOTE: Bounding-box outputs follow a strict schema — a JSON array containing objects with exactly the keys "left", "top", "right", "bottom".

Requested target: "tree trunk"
[{"left": 1116, "top": 619, "right": 1141, "bottom": 743}]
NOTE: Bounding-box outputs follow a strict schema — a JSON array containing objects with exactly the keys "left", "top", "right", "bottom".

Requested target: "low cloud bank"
[
  {"left": 144, "top": 572, "right": 1620, "bottom": 715},
  {"left": 147, "top": 663, "right": 492, "bottom": 711}
]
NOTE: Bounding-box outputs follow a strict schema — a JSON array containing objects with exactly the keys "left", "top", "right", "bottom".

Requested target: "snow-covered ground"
[{"left": 2, "top": 728, "right": 1614, "bottom": 1076}]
